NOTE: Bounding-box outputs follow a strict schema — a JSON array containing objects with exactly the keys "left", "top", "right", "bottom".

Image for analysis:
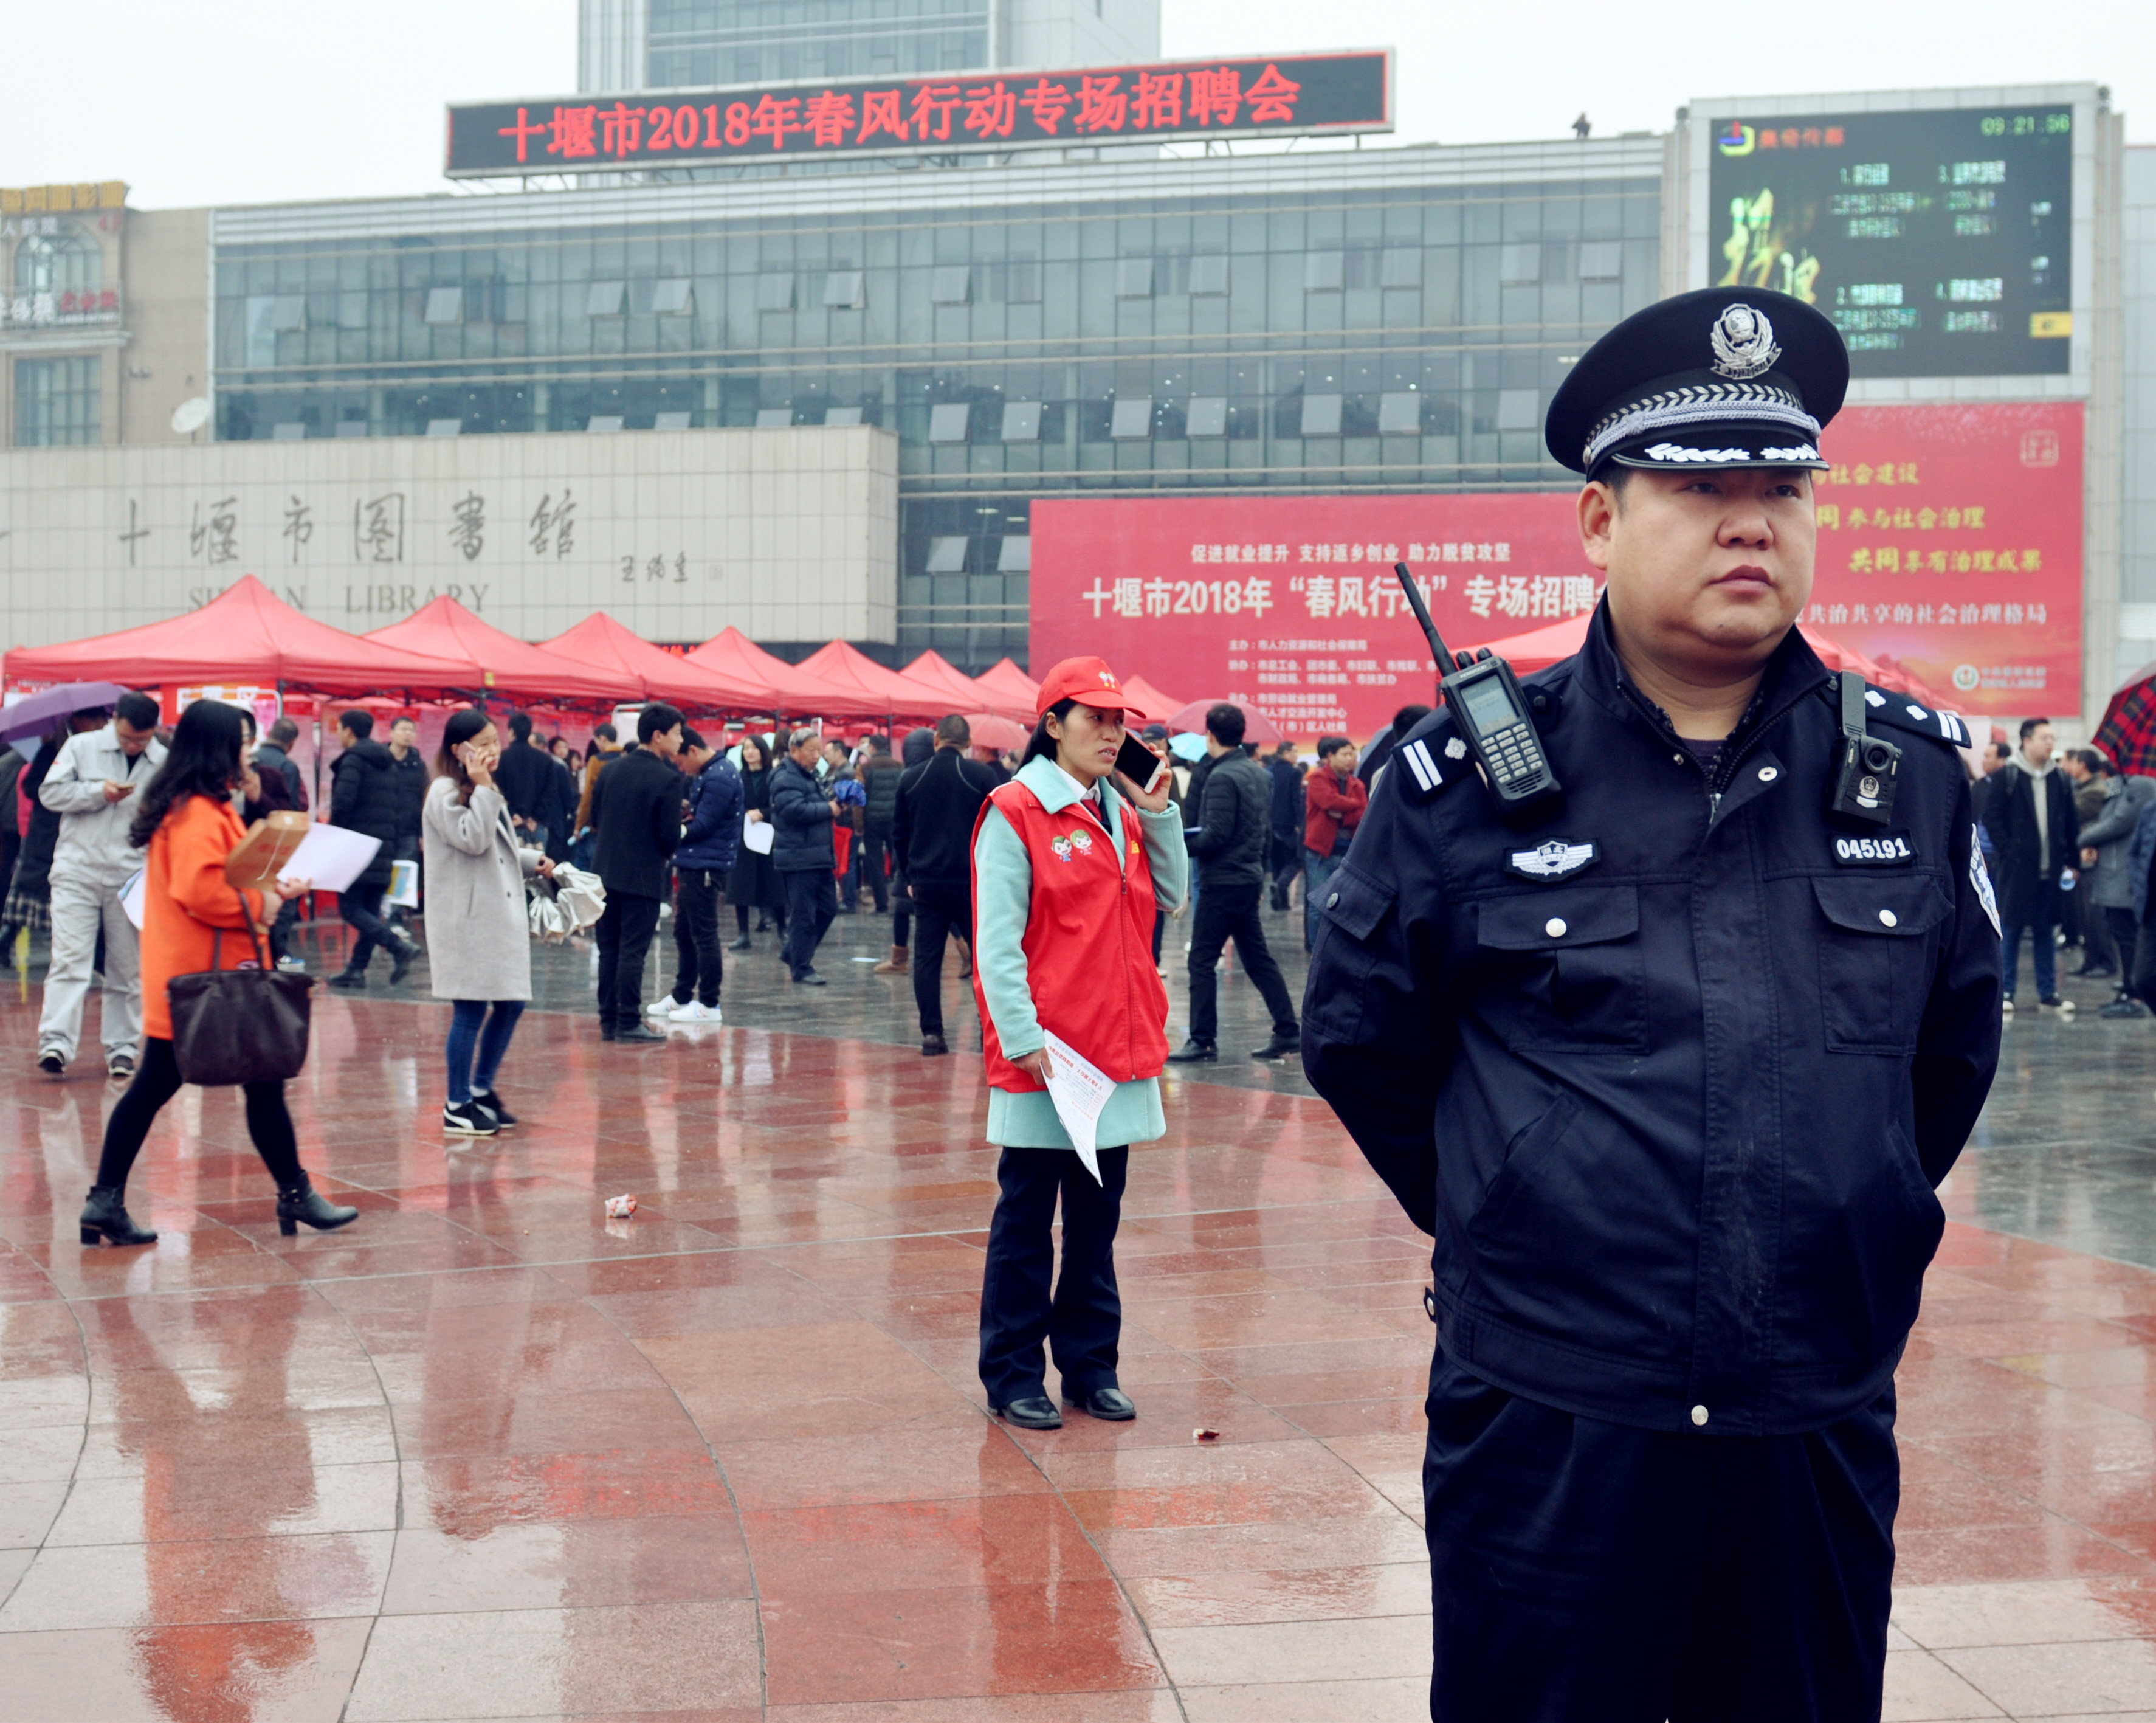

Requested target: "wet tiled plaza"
[{"left": 3, "top": 899, "right": 2155, "bottom": 1720}]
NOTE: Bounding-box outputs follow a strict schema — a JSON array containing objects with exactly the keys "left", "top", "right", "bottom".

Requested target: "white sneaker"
[
  {"left": 646, "top": 995, "right": 681, "bottom": 1018},
  {"left": 276, "top": 955, "right": 306, "bottom": 971},
  {"left": 2002, "top": 998, "right": 2014, "bottom": 1016},
  {"left": 670, "top": 1001, "right": 722, "bottom": 1023}
]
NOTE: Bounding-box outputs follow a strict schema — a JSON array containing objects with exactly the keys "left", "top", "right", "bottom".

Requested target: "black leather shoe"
[
  {"left": 80, "top": 1184, "right": 157, "bottom": 1247},
  {"left": 728, "top": 936, "right": 752, "bottom": 952},
  {"left": 1165, "top": 1038, "right": 1217, "bottom": 1063},
  {"left": 389, "top": 939, "right": 421, "bottom": 985},
  {"left": 921, "top": 1033, "right": 949, "bottom": 1057},
  {"left": 792, "top": 969, "right": 827, "bottom": 986},
  {"left": 996, "top": 1397, "right": 1063, "bottom": 1429},
  {"left": 1063, "top": 1386, "right": 1137, "bottom": 1421},
  {"left": 277, "top": 1173, "right": 359, "bottom": 1237},
  {"left": 1250, "top": 1032, "right": 1300, "bottom": 1063},
  {"left": 327, "top": 969, "right": 367, "bottom": 991},
  {"left": 615, "top": 1024, "right": 667, "bottom": 1045}
]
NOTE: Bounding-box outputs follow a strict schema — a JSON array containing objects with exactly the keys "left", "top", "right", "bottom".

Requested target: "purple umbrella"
[{"left": 0, "top": 682, "right": 132, "bottom": 744}]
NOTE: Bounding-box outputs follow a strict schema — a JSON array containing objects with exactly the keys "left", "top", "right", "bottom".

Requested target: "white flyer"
[
  {"left": 273, "top": 823, "right": 382, "bottom": 895},
  {"left": 1040, "top": 1029, "right": 1114, "bottom": 1184},
  {"left": 743, "top": 815, "right": 775, "bottom": 855},
  {"left": 119, "top": 866, "right": 146, "bottom": 931}
]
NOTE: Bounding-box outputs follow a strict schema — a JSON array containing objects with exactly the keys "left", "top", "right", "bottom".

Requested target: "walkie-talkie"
[{"left": 1393, "top": 563, "right": 1562, "bottom": 821}]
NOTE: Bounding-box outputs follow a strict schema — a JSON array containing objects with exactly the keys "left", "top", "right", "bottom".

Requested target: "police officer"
[{"left": 1302, "top": 286, "right": 2003, "bottom": 1722}]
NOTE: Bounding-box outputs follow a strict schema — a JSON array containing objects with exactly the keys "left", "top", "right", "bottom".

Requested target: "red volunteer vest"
[{"left": 971, "top": 778, "right": 1170, "bottom": 1093}]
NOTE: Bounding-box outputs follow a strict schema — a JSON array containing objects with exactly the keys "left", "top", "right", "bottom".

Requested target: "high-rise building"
[{"left": 580, "top": 0, "right": 1161, "bottom": 94}]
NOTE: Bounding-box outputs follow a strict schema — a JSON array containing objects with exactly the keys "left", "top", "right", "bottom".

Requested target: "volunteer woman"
[
  {"left": 971, "top": 657, "right": 1186, "bottom": 1430},
  {"left": 423, "top": 708, "right": 552, "bottom": 1136},
  {"left": 78, "top": 699, "right": 356, "bottom": 1248}
]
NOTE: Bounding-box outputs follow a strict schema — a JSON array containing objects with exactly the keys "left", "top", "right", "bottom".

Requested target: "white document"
[
  {"left": 1040, "top": 1030, "right": 1114, "bottom": 1184},
  {"left": 274, "top": 824, "right": 382, "bottom": 895},
  {"left": 120, "top": 867, "right": 146, "bottom": 931},
  {"left": 743, "top": 815, "right": 775, "bottom": 855}
]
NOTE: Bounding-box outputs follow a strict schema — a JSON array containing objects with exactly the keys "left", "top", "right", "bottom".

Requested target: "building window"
[
  {"left": 825, "top": 406, "right": 864, "bottom": 426},
  {"left": 1499, "top": 244, "right": 1542, "bottom": 285},
  {"left": 928, "top": 402, "right": 970, "bottom": 443},
  {"left": 13, "top": 221, "right": 101, "bottom": 297},
  {"left": 15, "top": 355, "right": 100, "bottom": 446},
  {"left": 1379, "top": 248, "right": 1422, "bottom": 289},
  {"left": 1114, "top": 258, "right": 1154, "bottom": 299},
  {"left": 1186, "top": 396, "right": 1228, "bottom": 437},
  {"left": 422, "top": 286, "right": 463, "bottom": 325},
  {"left": 756, "top": 407, "right": 794, "bottom": 427},
  {"left": 1186, "top": 255, "right": 1229, "bottom": 295},
  {"left": 426, "top": 418, "right": 463, "bottom": 437},
  {"left": 1496, "top": 389, "right": 1541, "bottom": 430},
  {"left": 756, "top": 273, "right": 794, "bottom": 311},
  {"left": 930, "top": 266, "right": 971, "bottom": 305},
  {"left": 647, "top": 278, "right": 693, "bottom": 315},
  {"left": 655, "top": 410, "right": 694, "bottom": 430},
  {"left": 1579, "top": 241, "right": 1624, "bottom": 282},
  {"left": 1110, "top": 396, "right": 1153, "bottom": 440},
  {"left": 1304, "top": 251, "right": 1345, "bottom": 292},
  {"left": 1379, "top": 392, "right": 1422, "bottom": 434},
  {"left": 822, "top": 269, "right": 865, "bottom": 309},
  {"left": 1000, "top": 401, "right": 1041, "bottom": 442},
  {"left": 997, "top": 537, "right": 1032, "bottom": 573},
  {"left": 586, "top": 280, "right": 627, "bottom": 317},
  {"left": 1300, "top": 393, "right": 1343, "bottom": 437},
  {"left": 925, "top": 536, "right": 969, "bottom": 573}
]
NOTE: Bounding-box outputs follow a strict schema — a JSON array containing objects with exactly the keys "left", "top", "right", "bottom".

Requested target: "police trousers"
[{"left": 1424, "top": 1350, "right": 1898, "bottom": 1723}]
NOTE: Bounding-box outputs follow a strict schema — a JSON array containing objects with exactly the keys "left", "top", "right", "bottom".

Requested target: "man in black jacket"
[
  {"left": 770, "top": 727, "right": 839, "bottom": 985},
  {"left": 858, "top": 733, "right": 904, "bottom": 921},
  {"left": 1265, "top": 739, "right": 1304, "bottom": 911},
  {"left": 258, "top": 717, "right": 308, "bottom": 811},
  {"left": 327, "top": 710, "right": 421, "bottom": 989},
  {"left": 385, "top": 714, "right": 427, "bottom": 928},
  {"left": 1982, "top": 716, "right": 2081, "bottom": 1013},
  {"left": 891, "top": 714, "right": 997, "bottom": 1054},
  {"left": 493, "top": 711, "right": 555, "bottom": 846},
  {"left": 1166, "top": 704, "right": 1300, "bottom": 1063},
  {"left": 590, "top": 704, "right": 684, "bottom": 1041}
]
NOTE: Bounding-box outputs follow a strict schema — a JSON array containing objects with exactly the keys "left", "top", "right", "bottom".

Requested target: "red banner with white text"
[{"left": 1028, "top": 402, "right": 2082, "bottom": 736}]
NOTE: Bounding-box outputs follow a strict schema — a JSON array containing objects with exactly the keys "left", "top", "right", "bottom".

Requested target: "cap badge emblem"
[
  {"left": 1709, "top": 304, "right": 1780, "bottom": 381},
  {"left": 1507, "top": 838, "right": 1599, "bottom": 882},
  {"left": 1098, "top": 671, "right": 1117, "bottom": 686}
]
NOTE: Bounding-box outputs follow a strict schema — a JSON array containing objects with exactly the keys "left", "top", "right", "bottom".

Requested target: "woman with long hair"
[
  {"left": 970, "top": 659, "right": 1184, "bottom": 1431},
  {"left": 79, "top": 699, "right": 355, "bottom": 1248},
  {"left": 726, "top": 733, "right": 785, "bottom": 950},
  {"left": 423, "top": 708, "right": 553, "bottom": 1134},
  {"left": 0, "top": 714, "right": 98, "bottom": 956}
]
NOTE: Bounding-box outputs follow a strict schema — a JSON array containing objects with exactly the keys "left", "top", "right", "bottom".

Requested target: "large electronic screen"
[{"left": 1707, "top": 105, "right": 2073, "bottom": 378}]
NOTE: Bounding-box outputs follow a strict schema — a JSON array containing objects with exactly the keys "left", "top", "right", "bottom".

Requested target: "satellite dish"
[{"left": 171, "top": 397, "right": 212, "bottom": 435}]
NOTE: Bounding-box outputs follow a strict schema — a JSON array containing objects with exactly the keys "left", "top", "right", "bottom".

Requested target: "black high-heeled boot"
[
  {"left": 277, "top": 1172, "right": 359, "bottom": 1237},
  {"left": 80, "top": 1185, "right": 158, "bottom": 1247}
]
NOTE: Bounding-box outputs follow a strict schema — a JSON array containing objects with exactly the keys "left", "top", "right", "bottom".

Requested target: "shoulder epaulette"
[
  {"left": 1387, "top": 718, "right": 1468, "bottom": 803},
  {"left": 1847, "top": 683, "right": 1973, "bottom": 749}
]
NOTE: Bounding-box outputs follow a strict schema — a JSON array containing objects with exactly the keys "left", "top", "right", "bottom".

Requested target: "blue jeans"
[
  {"left": 2000, "top": 922, "right": 2057, "bottom": 1002},
  {"left": 446, "top": 999, "right": 525, "bottom": 1104},
  {"left": 1304, "top": 848, "right": 1346, "bottom": 951}
]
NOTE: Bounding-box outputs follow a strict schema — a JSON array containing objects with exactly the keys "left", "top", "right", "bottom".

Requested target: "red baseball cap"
[{"left": 1033, "top": 656, "right": 1148, "bottom": 722}]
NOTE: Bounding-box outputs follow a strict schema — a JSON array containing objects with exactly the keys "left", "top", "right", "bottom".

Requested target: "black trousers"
[
  {"left": 98, "top": 1037, "right": 302, "bottom": 1190},
  {"left": 860, "top": 827, "right": 895, "bottom": 913},
  {"left": 977, "top": 1145, "right": 1128, "bottom": 1407},
  {"left": 594, "top": 891, "right": 662, "bottom": 1031},
  {"left": 1424, "top": 1350, "right": 1898, "bottom": 1722},
  {"left": 1186, "top": 878, "right": 1299, "bottom": 1043},
  {"left": 1267, "top": 830, "right": 1301, "bottom": 906},
  {"left": 2132, "top": 914, "right": 2156, "bottom": 1006},
  {"left": 668, "top": 868, "right": 724, "bottom": 1007},
  {"left": 910, "top": 879, "right": 971, "bottom": 1036},
  {"left": 338, "top": 882, "right": 398, "bottom": 973},
  {"left": 781, "top": 868, "right": 837, "bottom": 978},
  {"left": 2100, "top": 904, "right": 2137, "bottom": 986}
]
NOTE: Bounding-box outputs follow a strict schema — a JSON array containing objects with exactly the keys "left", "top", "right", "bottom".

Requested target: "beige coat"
[{"left": 421, "top": 778, "right": 545, "bottom": 1001}]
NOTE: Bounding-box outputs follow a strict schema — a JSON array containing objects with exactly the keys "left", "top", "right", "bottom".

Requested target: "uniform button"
[
  {"left": 1326, "top": 892, "right": 1340, "bottom": 909},
  {"left": 1672, "top": 753, "right": 1684, "bottom": 765},
  {"left": 1690, "top": 1404, "right": 1709, "bottom": 1427},
  {"left": 1878, "top": 908, "right": 1898, "bottom": 928},
  {"left": 1545, "top": 917, "right": 1568, "bottom": 938},
  {"left": 1757, "top": 766, "right": 1779, "bottom": 782}
]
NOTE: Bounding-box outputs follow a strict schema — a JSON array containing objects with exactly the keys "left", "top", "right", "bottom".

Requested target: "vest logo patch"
[
  {"left": 1050, "top": 827, "right": 1095, "bottom": 863},
  {"left": 1507, "top": 838, "right": 1599, "bottom": 881},
  {"left": 1833, "top": 832, "right": 1915, "bottom": 866}
]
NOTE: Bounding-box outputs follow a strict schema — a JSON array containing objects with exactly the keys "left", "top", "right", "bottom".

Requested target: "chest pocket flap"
[
  {"left": 1320, "top": 866, "right": 1396, "bottom": 942},
  {"left": 1475, "top": 885, "right": 1639, "bottom": 950},
  {"left": 1811, "top": 874, "right": 1952, "bottom": 1054}
]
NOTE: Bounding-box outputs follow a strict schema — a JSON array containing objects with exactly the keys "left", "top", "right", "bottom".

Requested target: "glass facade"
[
  {"left": 648, "top": 0, "right": 991, "bottom": 86},
  {"left": 212, "top": 146, "right": 1661, "bottom": 666},
  {"left": 14, "top": 355, "right": 101, "bottom": 447}
]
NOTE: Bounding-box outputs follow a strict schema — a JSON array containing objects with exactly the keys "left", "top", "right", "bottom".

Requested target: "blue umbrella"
[
  {"left": 1169, "top": 732, "right": 1207, "bottom": 761},
  {"left": 0, "top": 682, "right": 131, "bottom": 744}
]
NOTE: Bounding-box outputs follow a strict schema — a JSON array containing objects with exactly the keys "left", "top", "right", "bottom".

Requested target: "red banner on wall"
[{"left": 1030, "top": 401, "right": 2083, "bottom": 736}]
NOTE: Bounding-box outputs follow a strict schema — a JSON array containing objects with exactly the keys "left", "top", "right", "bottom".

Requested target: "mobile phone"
[{"left": 1114, "top": 734, "right": 1166, "bottom": 793}]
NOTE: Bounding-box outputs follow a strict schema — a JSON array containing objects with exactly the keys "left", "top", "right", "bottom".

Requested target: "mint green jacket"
[{"left": 973, "top": 755, "right": 1190, "bottom": 1150}]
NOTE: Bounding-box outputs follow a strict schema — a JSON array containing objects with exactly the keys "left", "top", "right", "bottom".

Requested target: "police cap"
[{"left": 1545, "top": 286, "right": 1848, "bottom": 478}]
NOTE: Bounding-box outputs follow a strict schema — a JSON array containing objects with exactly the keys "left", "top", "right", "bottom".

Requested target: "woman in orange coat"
[{"left": 78, "top": 699, "right": 356, "bottom": 1248}]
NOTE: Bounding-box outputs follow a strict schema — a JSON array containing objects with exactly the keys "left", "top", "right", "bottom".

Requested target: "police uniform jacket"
[{"left": 1302, "top": 606, "right": 2002, "bottom": 1437}]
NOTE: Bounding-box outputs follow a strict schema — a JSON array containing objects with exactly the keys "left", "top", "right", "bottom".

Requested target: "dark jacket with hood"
[
  {"left": 1187, "top": 749, "right": 1273, "bottom": 892},
  {"left": 893, "top": 747, "right": 998, "bottom": 891},
  {"left": 769, "top": 755, "right": 836, "bottom": 873},
  {"left": 1304, "top": 607, "right": 2001, "bottom": 1437},
  {"left": 677, "top": 756, "right": 745, "bottom": 874},
  {"left": 329, "top": 737, "right": 401, "bottom": 888},
  {"left": 1980, "top": 752, "right": 2081, "bottom": 927}
]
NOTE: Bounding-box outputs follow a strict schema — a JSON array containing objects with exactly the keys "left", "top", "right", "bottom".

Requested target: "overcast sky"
[{"left": 4, "top": 0, "right": 2143, "bottom": 210}]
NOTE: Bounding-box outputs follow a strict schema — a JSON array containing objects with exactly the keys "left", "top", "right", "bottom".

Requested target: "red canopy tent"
[
  {"left": 684, "top": 627, "right": 880, "bottom": 718},
  {"left": 1118, "top": 674, "right": 1184, "bottom": 723},
  {"left": 367, "top": 596, "right": 630, "bottom": 705},
  {"left": 1461, "top": 612, "right": 1953, "bottom": 712},
  {"left": 901, "top": 649, "right": 993, "bottom": 715},
  {"left": 3, "top": 575, "right": 473, "bottom": 696},
  {"left": 796, "top": 640, "right": 949, "bottom": 719},
  {"left": 537, "top": 613, "right": 767, "bottom": 711},
  {"left": 973, "top": 657, "right": 1039, "bottom": 718}
]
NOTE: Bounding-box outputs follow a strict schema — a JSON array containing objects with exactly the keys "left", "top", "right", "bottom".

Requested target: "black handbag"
[{"left": 167, "top": 896, "right": 314, "bottom": 1086}]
